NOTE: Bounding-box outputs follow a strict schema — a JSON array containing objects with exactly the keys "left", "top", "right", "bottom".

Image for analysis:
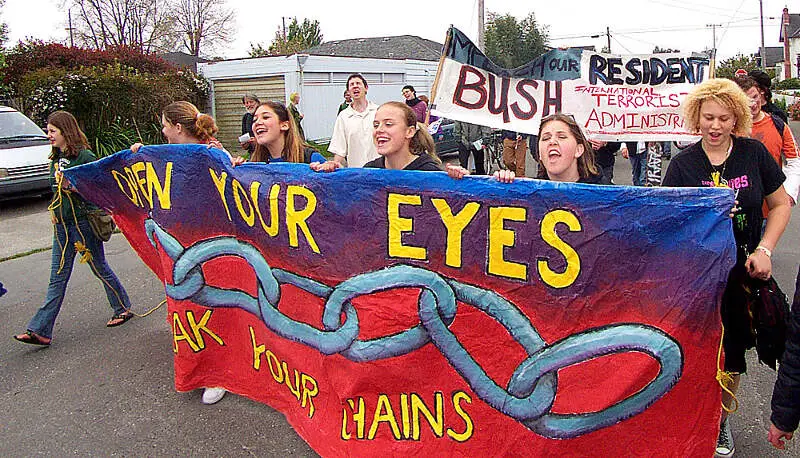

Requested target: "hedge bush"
[
  {"left": 6, "top": 42, "right": 209, "bottom": 156},
  {"left": 775, "top": 78, "right": 800, "bottom": 90}
]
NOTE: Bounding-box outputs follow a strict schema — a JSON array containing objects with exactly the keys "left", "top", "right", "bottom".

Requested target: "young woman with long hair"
[
  {"left": 14, "top": 111, "right": 133, "bottom": 346},
  {"left": 314, "top": 101, "right": 442, "bottom": 172},
  {"left": 237, "top": 101, "right": 325, "bottom": 166},
  {"left": 447, "top": 113, "right": 602, "bottom": 184}
]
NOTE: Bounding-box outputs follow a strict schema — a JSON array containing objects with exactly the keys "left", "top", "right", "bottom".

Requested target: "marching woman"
[
  {"left": 312, "top": 101, "right": 443, "bottom": 173},
  {"left": 662, "top": 78, "right": 791, "bottom": 457},
  {"left": 14, "top": 111, "right": 133, "bottom": 346},
  {"left": 235, "top": 101, "right": 325, "bottom": 166},
  {"left": 131, "top": 101, "right": 226, "bottom": 155},
  {"left": 447, "top": 113, "right": 603, "bottom": 184},
  {"left": 131, "top": 101, "right": 230, "bottom": 406}
]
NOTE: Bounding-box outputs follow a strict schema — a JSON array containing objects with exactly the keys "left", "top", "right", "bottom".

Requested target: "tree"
[
  {"left": 169, "top": 0, "right": 234, "bottom": 57},
  {"left": 250, "top": 17, "right": 322, "bottom": 57},
  {"left": 483, "top": 12, "right": 548, "bottom": 68},
  {"left": 715, "top": 53, "right": 759, "bottom": 79},
  {"left": 70, "top": 0, "right": 176, "bottom": 52}
]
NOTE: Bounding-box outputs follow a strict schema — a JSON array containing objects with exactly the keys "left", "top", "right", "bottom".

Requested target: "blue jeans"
[
  {"left": 27, "top": 218, "right": 131, "bottom": 338},
  {"left": 630, "top": 153, "right": 647, "bottom": 186}
]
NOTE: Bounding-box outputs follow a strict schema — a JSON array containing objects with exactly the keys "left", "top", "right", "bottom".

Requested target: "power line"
[{"left": 549, "top": 20, "right": 779, "bottom": 41}]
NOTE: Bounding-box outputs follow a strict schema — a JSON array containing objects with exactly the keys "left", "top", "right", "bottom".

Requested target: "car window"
[{"left": 0, "top": 111, "right": 47, "bottom": 139}]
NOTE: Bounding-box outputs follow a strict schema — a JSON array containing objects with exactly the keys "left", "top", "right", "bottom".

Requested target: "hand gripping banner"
[{"left": 65, "top": 145, "right": 735, "bottom": 456}]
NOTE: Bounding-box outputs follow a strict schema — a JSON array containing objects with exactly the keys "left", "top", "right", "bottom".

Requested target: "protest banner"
[
  {"left": 431, "top": 27, "right": 710, "bottom": 141},
  {"left": 64, "top": 145, "right": 735, "bottom": 456}
]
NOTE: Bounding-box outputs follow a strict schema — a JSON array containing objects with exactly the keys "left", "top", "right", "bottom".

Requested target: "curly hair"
[{"left": 683, "top": 78, "right": 752, "bottom": 137}]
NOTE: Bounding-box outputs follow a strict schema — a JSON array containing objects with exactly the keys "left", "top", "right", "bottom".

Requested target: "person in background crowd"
[
  {"left": 501, "top": 130, "right": 528, "bottom": 177},
  {"left": 14, "top": 111, "right": 133, "bottom": 347},
  {"left": 622, "top": 141, "right": 646, "bottom": 186},
  {"left": 329, "top": 74, "right": 379, "bottom": 168},
  {"left": 589, "top": 139, "right": 622, "bottom": 185},
  {"left": 402, "top": 85, "right": 428, "bottom": 124},
  {"left": 235, "top": 101, "right": 326, "bottom": 166},
  {"left": 418, "top": 95, "right": 438, "bottom": 123},
  {"left": 313, "top": 101, "right": 442, "bottom": 172},
  {"left": 735, "top": 75, "right": 800, "bottom": 209},
  {"left": 240, "top": 94, "right": 259, "bottom": 153},
  {"left": 448, "top": 113, "right": 602, "bottom": 185},
  {"left": 662, "top": 78, "right": 791, "bottom": 458},
  {"left": 288, "top": 92, "right": 305, "bottom": 141},
  {"left": 768, "top": 264, "right": 800, "bottom": 451},
  {"left": 662, "top": 141, "right": 672, "bottom": 160},
  {"left": 131, "top": 101, "right": 229, "bottom": 406},
  {"left": 749, "top": 69, "right": 789, "bottom": 123},
  {"left": 454, "top": 121, "right": 489, "bottom": 175},
  {"left": 338, "top": 90, "right": 351, "bottom": 114}
]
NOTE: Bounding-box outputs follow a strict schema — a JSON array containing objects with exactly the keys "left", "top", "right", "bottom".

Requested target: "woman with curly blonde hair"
[{"left": 663, "top": 77, "right": 791, "bottom": 457}]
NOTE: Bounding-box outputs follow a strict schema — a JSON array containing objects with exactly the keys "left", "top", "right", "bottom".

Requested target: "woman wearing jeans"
[{"left": 14, "top": 111, "right": 132, "bottom": 346}]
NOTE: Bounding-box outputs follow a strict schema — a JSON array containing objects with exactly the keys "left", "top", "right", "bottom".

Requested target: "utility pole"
[
  {"left": 282, "top": 16, "right": 287, "bottom": 41},
  {"left": 66, "top": 10, "right": 74, "bottom": 48},
  {"left": 707, "top": 23, "right": 722, "bottom": 60},
  {"left": 606, "top": 27, "right": 611, "bottom": 53},
  {"left": 477, "top": 0, "right": 485, "bottom": 51},
  {"left": 759, "top": 0, "right": 766, "bottom": 69}
]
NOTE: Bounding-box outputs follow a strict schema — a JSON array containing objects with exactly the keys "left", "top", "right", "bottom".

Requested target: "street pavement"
[{"left": 2, "top": 138, "right": 800, "bottom": 456}]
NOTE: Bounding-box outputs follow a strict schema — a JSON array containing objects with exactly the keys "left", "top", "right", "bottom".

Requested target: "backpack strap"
[{"left": 771, "top": 113, "right": 786, "bottom": 137}]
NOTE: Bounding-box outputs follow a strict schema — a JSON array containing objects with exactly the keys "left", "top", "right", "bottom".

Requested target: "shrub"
[
  {"left": 775, "top": 78, "right": 800, "bottom": 90},
  {"left": 788, "top": 101, "right": 800, "bottom": 121},
  {"left": 16, "top": 61, "right": 209, "bottom": 156},
  {"left": 774, "top": 97, "right": 788, "bottom": 113}
]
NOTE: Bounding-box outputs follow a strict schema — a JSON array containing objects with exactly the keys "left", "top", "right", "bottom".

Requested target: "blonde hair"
[
  {"left": 683, "top": 78, "right": 752, "bottom": 136},
  {"left": 162, "top": 101, "right": 218, "bottom": 143},
  {"left": 380, "top": 101, "right": 440, "bottom": 162},
  {"left": 289, "top": 92, "right": 300, "bottom": 104}
]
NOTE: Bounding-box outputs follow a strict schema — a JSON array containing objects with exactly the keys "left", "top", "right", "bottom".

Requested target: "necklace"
[{"left": 707, "top": 140, "right": 733, "bottom": 188}]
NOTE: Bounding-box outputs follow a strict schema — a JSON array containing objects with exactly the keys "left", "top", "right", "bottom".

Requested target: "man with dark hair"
[
  {"left": 329, "top": 74, "right": 379, "bottom": 167},
  {"left": 749, "top": 69, "right": 789, "bottom": 122},
  {"left": 402, "top": 85, "right": 427, "bottom": 123}
]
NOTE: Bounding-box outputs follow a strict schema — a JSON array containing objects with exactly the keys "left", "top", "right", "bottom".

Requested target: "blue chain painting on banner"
[{"left": 63, "top": 144, "right": 736, "bottom": 456}]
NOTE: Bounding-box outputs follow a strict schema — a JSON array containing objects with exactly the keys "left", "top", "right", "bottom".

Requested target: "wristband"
[{"left": 755, "top": 246, "right": 772, "bottom": 258}]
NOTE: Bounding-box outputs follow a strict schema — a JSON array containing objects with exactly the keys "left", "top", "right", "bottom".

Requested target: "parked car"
[
  {"left": 0, "top": 106, "right": 51, "bottom": 198},
  {"left": 429, "top": 118, "right": 459, "bottom": 157}
]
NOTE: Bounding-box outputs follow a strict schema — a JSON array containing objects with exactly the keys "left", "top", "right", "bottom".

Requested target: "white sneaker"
[
  {"left": 201, "top": 387, "right": 226, "bottom": 405},
  {"left": 715, "top": 418, "right": 735, "bottom": 457}
]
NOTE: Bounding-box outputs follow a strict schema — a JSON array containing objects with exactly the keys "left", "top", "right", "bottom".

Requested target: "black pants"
[{"left": 458, "top": 143, "right": 485, "bottom": 175}]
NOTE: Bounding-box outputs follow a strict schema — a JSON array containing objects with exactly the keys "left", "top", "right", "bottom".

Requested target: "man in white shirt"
[{"left": 329, "top": 74, "right": 379, "bottom": 167}]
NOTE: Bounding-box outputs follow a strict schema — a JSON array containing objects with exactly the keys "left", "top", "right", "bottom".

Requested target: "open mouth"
[{"left": 376, "top": 136, "right": 390, "bottom": 147}]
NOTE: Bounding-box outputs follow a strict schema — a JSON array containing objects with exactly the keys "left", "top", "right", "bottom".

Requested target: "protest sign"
[
  {"left": 64, "top": 145, "right": 735, "bottom": 456},
  {"left": 431, "top": 27, "right": 709, "bottom": 141}
]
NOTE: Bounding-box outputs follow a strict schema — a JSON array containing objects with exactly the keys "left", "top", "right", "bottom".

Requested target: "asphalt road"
[{"left": 1, "top": 152, "right": 799, "bottom": 456}]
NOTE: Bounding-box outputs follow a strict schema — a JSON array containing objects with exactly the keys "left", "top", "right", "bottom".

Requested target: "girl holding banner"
[
  {"left": 312, "top": 102, "right": 443, "bottom": 172},
  {"left": 131, "top": 101, "right": 230, "bottom": 406},
  {"left": 446, "top": 113, "right": 601, "bottom": 184},
  {"left": 235, "top": 101, "right": 325, "bottom": 166},
  {"left": 663, "top": 78, "right": 791, "bottom": 458}
]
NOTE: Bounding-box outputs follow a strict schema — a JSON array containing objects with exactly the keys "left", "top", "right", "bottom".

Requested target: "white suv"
[{"left": 0, "top": 106, "right": 51, "bottom": 198}]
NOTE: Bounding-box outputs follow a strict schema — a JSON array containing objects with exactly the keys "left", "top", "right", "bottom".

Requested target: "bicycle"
[{"left": 482, "top": 130, "right": 506, "bottom": 174}]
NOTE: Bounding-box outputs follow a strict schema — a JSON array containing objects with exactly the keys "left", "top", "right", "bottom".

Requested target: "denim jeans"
[
  {"left": 27, "top": 218, "right": 131, "bottom": 338},
  {"left": 629, "top": 153, "right": 647, "bottom": 186}
]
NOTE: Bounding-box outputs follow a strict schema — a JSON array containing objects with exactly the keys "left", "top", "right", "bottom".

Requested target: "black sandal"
[
  {"left": 13, "top": 330, "right": 51, "bottom": 346},
  {"left": 107, "top": 311, "right": 134, "bottom": 327}
]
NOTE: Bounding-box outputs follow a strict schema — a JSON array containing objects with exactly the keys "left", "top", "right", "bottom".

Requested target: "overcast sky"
[{"left": 3, "top": 0, "right": 789, "bottom": 63}]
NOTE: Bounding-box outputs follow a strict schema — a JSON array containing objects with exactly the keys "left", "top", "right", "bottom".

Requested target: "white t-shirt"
[{"left": 328, "top": 101, "right": 379, "bottom": 168}]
